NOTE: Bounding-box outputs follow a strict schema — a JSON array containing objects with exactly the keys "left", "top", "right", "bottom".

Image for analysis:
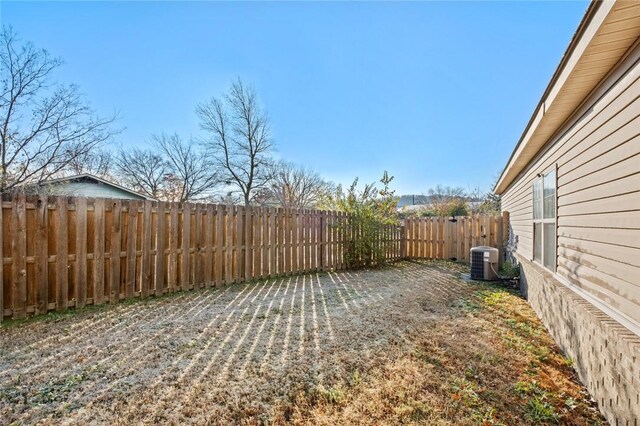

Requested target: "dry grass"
[{"left": 0, "top": 260, "right": 603, "bottom": 425}]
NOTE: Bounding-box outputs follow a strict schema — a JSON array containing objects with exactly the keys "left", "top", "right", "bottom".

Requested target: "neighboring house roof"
[
  {"left": 494, "top": 0, "right": 640, "bottom": 195},
  {"left": 38, "top": 173, "right": 155, "bottom": 201}
]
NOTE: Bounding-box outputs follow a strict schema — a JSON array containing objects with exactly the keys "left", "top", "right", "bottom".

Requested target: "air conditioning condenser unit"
[{"left": 470, "top": 246, "right": 499, "bottom": 281}]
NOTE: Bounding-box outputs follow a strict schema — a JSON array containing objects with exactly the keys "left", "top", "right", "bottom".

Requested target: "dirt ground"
[{"left": 1, "top": 260, "right": 604, "bottom": 425}]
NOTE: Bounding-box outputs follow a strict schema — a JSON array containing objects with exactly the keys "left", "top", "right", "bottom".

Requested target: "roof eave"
[{"left": 494, "top": 0, "right": 640, "bottom": 195}]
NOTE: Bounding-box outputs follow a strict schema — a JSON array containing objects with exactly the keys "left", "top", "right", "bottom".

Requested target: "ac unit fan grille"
[{"left": 470, "top": 251, "right": 484, "bottom": 280}]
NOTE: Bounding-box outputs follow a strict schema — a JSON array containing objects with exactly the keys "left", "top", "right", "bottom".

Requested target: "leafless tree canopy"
[
  {"left": 257, "top": 160, "right": 334, "bottom": 209},
  {"left": 113, "top": 148, "right": 169, "bottom": 200},
  {"left": 63, "top": 148, "right": 113, "bottom": 178},
  {"left": 0, "top": 27, "right": 116, "bottom": 192},
  {"left": 114, "top": 135, "right": 219, "bottom": 203},
  {"left": 196, "top": 79, "right": 273, "bottom": 205},
  {"left": 153, "top": 133, "right": 219, "bottom": 202}
]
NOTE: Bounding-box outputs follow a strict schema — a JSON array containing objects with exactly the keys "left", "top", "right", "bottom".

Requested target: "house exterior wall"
[
  {"left": 44, "top": 181, "right": 147, "bottom": 200},
  {"left": 517, "top": 255, "right": 639, "bottom": 425},
  {"left": 501, "top": 41, "right": 640, "bottom": 424}
]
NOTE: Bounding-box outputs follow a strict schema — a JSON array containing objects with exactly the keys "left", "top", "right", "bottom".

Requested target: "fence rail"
[{"left": 1, "top": 195, "right": 505, "bottom": 320}]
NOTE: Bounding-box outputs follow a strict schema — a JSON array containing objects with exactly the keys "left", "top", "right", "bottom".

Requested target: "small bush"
[
  {"left": 499, "top": 261, "right": 520, "bottom": 278},
  {"left": 328, "top": 171, "right": 399, "bottom": 268}
]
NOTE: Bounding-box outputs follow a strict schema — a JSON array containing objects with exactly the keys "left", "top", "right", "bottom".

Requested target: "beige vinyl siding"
[{"left": 501, "top": 40, "right": 640, "bottom": 328}]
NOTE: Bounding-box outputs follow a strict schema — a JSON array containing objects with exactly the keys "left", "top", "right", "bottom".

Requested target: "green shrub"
[
  {"left": 326, "top": 171, "right": 399, "bottom": 268},
  {"left": 499, "top": 261, "right": 520, "bottom": 278}
]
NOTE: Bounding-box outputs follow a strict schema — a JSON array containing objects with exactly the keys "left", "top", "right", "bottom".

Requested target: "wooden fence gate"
[{"left": 403, "top": 213, "right": 509, "bottom": 264}]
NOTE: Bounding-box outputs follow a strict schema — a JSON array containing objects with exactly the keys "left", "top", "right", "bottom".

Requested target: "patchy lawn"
[{"left": 0, "top": 261, "right": 603, "bottom": 425}]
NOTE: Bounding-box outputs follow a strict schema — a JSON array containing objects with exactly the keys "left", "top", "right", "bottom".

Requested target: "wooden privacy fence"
[
  {"left": 1, "top": 195, "right": 405, "bottom": 320},
  {"left": 403, "top": 213, "right": 509, "bottom": 264}
]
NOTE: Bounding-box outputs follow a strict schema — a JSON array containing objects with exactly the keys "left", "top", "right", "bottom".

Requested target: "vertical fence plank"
[
  {"left": 225, "top": 205, "right": 233, "bottom": 284},
  {"left": 75, "top": 197, "right": 88, "bottom": 308},
  {"left": 416, "top": 219, "right": 421, "bottom": 259},
  {"left": 224, "top": 205, "right": 232, "bottom": 283},
  {"left": 275, "top": 208, "right": 282, "bottom": 275},
  {"left": 94, "top": 199, "right": 105, "bottom": 304},
  {"left": 314, "top": 210, "right": 320, "bottom": 270},
  {"left": 204, "top": 204, "right": 214, "bottom": 287},
  {"left": 110, "top": 200, "right": 121, "bottom": 303},
  {"left": 324, "top": 210, "right": 331, "bottom": 270},
  {"left": 181, "top": 203, "right": 191, "bottom": 291},
  {"left": 154, "top": 202, "right": 165, "bottom": 296},
  {"left": 483, "top": 215, "right": 490, "bottom": 247},
  {"left": 438, "top": 217, "right": 444, "bottom": 259},
  {"left": 470, "top": 216, "right": 476, "bottom": 250},
  {"left": 424, "top": 218, "right": 430, "bottom": 259},
  {"left": 245, "top": 206, "right": 252, "bottom": 281},
  {"left": 253, "top": 207, "right": 261, "bottom": 279},
  {"left": 305, "top": 210, "right": 311, "bottom": 272},
  {"left": 125, "top": 200, "right": 137, "bottom": 299},
  {"left": 55, "top": 197, "right": 69, "bottom": 311},
  {"left": 319, "top": 210, "right": 325, "bottom": 270},
  {"left": 261, "top": 207, "right": 268, "bottom": 278},
  {"left": 215, "top": 204, "right": 224, "bottom": 285},
  {"left": 407, "top": 219, "right": 412, "bottom": 258},
  {"left": 287, "top": 207, "right": 293, "bottom": 274},
  {"left": 194, "top": 204, "right": 203, "bottom": 288},
  {"left": 11, "top": 195, "right": 27, "bottom": 319},
  {"left": 140, "top": 200, "right": 151, "bottom": 298},
  {"left": 291, "top": 208, "right": 298, "bottom": 274},
  {"left": 267, "top": 208, "right": 275, "bottom": 276},
  {"left": 463, "top": 217, "right": 467, "bottom": 257},
  {"left": 429, "top": 217, "right": 435, "bottom": 259},
  {"left": 169, "top": 203, "right": 179, "bottom": 292},
  {"left": 409, "top": 219, "right": 415, "bottom": 259},
  {"left": 332, "top": 211, "right": 338, "bottom": 269},
  {"left": 35, "top": 196, "right": 48, "bottom": 315},
  {"left": 308, "top": 210, "right": 313, "bottom": 270},
  {"left": 421, "top": 218, "right": 426, "bottom": 259},
  {"left": 234, "top": 206, "right": 241, "bottom": 281}
]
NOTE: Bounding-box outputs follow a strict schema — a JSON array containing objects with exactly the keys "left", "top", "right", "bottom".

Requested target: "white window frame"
[{"left": 532, "top": 166, "right": 557, "bottom": 272}]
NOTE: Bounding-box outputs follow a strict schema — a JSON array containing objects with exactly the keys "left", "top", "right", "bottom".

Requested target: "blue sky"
[{"left": 1, "top": 0, "right": 588, "bottom": 195}]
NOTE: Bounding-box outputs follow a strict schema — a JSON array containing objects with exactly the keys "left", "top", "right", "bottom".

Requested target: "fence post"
[
  {"left": 319, "top": 211, "right": 325, "bottom": 271},
  {"left": 400, "top": 224, "right": 407, "bottom": 259}
]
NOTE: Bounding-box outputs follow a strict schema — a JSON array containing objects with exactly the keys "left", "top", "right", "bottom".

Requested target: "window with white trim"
[{"left": 533, "top": 168, "right": 556, "bottom": 271}]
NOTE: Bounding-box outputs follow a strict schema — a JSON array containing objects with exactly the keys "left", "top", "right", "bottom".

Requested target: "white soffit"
[{"left": 495, "top": 1, "right": 640, "bottom": 195}]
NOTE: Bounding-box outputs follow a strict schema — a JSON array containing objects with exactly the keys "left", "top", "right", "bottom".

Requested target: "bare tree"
[
  {"left": 0, "top": 27, "right": 116, "bottom": 192},
  {"left": 259, "top": 160, "right": 334, "bottom": 209},
  {"left": 113, "top": 148, "right": 169, "bottom": 199},
  {"left": 153, "top": 133, "right": 219, "bottom": 202},
  {"left": 196, "top": 79, "right": 273, "bottom": 205},
  {"left": 63, "top": 148, "right": 113, "bottom": 178}
]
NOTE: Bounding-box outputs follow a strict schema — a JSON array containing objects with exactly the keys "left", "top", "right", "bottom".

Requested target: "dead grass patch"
[{"left": 0, "top": 261, "right": 603, "bottom": 425}]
